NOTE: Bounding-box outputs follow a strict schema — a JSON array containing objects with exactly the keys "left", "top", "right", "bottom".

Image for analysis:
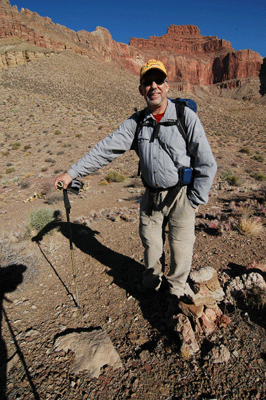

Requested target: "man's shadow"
[
  {"left": 33, "top": 218, "right": 172, "bottom": 345},
  {"left": 0, "top": 264, "right": 26, "bottom": 399}
]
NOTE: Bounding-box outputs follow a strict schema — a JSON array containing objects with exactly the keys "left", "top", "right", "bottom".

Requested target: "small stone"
[
  {"left": 198, "top": 312, "right": 216, "bottom": 335},
  {"left": 174, "top": 314, "right": 200, "bottom": 358},
  {"left": 246, "top": 261, "right": 266, "bottom": 273},
  {"left": 190, "top": 266, "right": 217, "bottom": 283},
  {"left": 143, "top": 362, "right": 152, "bottom": 372},
  {"left": 139, "top": 350, "right": 149, "bottom": 362},
  {"left": 211, "top": 345, "right": 230, "bottom": 363},
  {"left": 218, "top": 314, "right": 231, "bottom": 328},
  {"left": 178, "top": 301, "right": 204, "bottom": 319},
  {"left": 204, "top": 307, "right": 218, "bottom": 321}
]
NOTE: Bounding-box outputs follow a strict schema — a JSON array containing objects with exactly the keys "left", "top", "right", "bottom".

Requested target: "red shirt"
[{"left": 153, "top": 112, "right": 164, "bottom": 123}]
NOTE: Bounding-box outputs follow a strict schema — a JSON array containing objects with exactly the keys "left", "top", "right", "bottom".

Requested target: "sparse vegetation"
[
  {"left": 0, "top": 235, "right": 36, "bottom": 270},
  {"left": 19, "top": 179, "right": 31, "bottom": 189},
  {"left": 239, "top": 147, "right": 250, "bottom": 154},
  {"left": 29, "top": 208, "right": 61, "bottom": 232},
  {"left": 238, "top": 216, "right": 264, "bottom": 236},
  {"left": 220, "top": 170, "right": 239, "bottom": 186},
  {"left": 254, "top": 154, "right": 265, "bottom": 162},
  {"left": 45, "top": 158, "right": 56, "bottom": 164},
  {"left": 6, "top": 167, "right": 15, "bottom": 174},
  {"left": 11, "top": 142, "right": 21, "bottom": 150},
  {"left": 104, "top": 170, "right": 126, "bottom": 183},
  {"left": 253, "top": 172, "right": 266, "bottom": 182}
]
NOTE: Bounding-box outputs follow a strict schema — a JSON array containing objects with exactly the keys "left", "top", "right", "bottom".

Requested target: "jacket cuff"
[
  {"left": 188, "top": 198, "right": 199, "bottom": 209},
  {"left": 67, "top": 169, "right": 79, "bottom": 179}
]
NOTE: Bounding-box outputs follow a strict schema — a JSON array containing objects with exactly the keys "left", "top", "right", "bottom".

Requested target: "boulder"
[{"left": 54, "top": 328, "right": 123, "bottom": 377}]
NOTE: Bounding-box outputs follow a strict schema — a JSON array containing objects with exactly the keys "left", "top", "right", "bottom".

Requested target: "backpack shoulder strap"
[
  {"left": 175, "top": 101, "right": 188, "bottom": 145},
  {"left": 172, "top": 97, "right": 197, "bottom": 144},
  {"left": 131, "top": 108, "right": 145, "bottom": 154}
]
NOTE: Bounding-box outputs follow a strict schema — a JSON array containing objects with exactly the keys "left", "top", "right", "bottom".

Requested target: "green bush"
[
  {"left": 104, "top": 170, "right": 126, "bottom": 183},
  {"left": 220, "top": 170, "right": 239, "bottom": 186},
  {"left": 253, "top": 155, "right": 265, "bottom": 162},
  {"left": 253, "top": 173, "right": 266, "bottom": 182},
  {"left": 29, "top": 208, "right": 59, "bottom": 232},
  {"left": 226, "top": 175, "right": 239, "bottom": 186},
  {"left": 6, "top": 167, "right": 15, "bottom": 174},
  {"left": 239, "top": 148, "right": 250, "bottom": 155},
  {"left": 12, "top": 142, "right": 21, "bottom": 150}
]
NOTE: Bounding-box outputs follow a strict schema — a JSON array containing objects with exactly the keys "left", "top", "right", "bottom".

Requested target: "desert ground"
[{"left": 0, "top": 52, "right": 266, "bottom": 399}]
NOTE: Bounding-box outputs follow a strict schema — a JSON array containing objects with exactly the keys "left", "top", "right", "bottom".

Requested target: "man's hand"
[{"left": 54, "top": 172, "right": 73, "bottom": 190}]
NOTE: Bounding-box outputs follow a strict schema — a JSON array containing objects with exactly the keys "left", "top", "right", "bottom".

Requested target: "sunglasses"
[{"left": 142, "top": 78, "right": 166, "bottom": 87}]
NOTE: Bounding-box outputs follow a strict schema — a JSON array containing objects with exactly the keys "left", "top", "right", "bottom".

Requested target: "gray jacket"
[{"left": 68, "top": 99, "right": 217, "bottom": 208}]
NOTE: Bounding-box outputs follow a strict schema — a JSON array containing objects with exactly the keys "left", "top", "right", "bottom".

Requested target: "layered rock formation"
[
  {"left": 130, "top": 25, "right": 263, "bottom": 89},
  {"left": 130, "top": 24, "right": 232, "bottom": 55},
  {"left": 0, "top": 0, "right": 264, "bottom": 92},
  {"left": 0, "top": 37, "right": 55, "bottom": 70}
]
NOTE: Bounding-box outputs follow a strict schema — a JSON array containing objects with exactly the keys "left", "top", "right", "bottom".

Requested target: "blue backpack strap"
[
  {"left": 171, "top": 98, "right": 197, "bottom": 143},
  {"left": 130, "top": 109, "right": 146, "bottom": 155}
]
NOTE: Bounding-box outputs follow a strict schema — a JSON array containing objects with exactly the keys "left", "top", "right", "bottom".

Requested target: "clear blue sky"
[{"left": 9, "top": 0, "right": 266, "bottom": 57}]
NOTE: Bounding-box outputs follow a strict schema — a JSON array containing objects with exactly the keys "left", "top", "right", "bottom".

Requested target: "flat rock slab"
[{"left": 54, "top": 328, "right": 123, "bottom": 377}]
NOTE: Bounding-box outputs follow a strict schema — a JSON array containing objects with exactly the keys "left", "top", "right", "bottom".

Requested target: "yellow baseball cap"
[{"left": 140, "top": 59, "right": 168, "bottom": 81}]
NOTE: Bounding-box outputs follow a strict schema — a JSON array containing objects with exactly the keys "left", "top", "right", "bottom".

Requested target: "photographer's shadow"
[{"left": 0, "top": 264, "right": 27, "bottom": 400}]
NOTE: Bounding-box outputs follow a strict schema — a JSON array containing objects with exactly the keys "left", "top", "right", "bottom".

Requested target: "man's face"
[{"left": 139, "top": 70, "right": 169, "bottom": 110}]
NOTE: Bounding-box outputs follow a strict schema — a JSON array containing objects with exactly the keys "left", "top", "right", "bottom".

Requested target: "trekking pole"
[{"left": 57, "top": 179, "right": 84, "bottom": 308}]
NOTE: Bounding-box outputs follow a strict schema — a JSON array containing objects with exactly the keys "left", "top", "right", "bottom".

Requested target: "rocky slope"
[
  {"left": 0, "top": 51, "right": 266, "bottom": 399},
  {"left": 0, "top": 0, "right": 265, "bottom": 93}
]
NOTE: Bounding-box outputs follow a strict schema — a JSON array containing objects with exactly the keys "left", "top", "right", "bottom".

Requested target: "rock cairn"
[{"left": 172, "top": 266, "right": 230, "bottom": 359}]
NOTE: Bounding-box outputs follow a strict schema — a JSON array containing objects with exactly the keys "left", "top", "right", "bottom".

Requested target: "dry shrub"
[
  {"left": 0, "top": 236, "right": 38, "bottom": 286},
  {"left": 29, "top": 208, "right": 61, "bottom": 232},
  {"left": 104, "top": 170, "right": 126, "bottom": 183},
  {"left": 238, "top": 216, "right": 264, "bottom": 236},
  {"left": 241, "top": 287, "right": 266, "bottom": 310}
]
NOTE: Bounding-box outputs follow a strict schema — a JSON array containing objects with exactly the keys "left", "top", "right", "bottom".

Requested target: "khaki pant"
[{"left": 139, "top": 186, "right": 196, "bottom": 297}]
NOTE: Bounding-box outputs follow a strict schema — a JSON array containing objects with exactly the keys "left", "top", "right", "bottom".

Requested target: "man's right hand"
[{"left": 53, "top": 172, "right": 73, "bottom": 190}]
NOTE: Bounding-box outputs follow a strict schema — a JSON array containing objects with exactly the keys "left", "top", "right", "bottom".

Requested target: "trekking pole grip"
[{"left": 63, "top": 189, "right": 71, "bottom": 211}]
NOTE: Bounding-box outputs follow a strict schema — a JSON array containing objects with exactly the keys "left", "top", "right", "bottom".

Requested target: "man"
[{"left": 54, "top": 60, "right": 217, "bottom": 308}]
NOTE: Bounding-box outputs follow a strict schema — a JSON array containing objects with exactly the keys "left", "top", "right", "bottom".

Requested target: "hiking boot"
[
  {"left": 136, "top": 284, "right": 158, "bottom": 295},
  {"left": 167, "top": 294, "right": 181, "bottom": 315},
  {"left": 166, "top": 293, "right": 195, "bottom": 328},
  {"left": 136, "top": 275, "right": 169, "bottom": 296},
  {"left": 166, "top": 294, "right": 181, "bottom": 328}
]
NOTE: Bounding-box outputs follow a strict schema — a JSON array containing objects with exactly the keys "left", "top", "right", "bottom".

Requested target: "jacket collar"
[{"left": 144, "top": 99, "right": 176, "bottom": 123}]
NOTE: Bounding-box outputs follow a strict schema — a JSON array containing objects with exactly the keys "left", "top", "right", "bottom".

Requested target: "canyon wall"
[{"left": 0, "top": 0, "right": 264, "bottom": 91}]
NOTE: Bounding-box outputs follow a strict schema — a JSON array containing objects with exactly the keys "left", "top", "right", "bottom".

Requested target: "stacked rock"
[{"left": 173, "top": 266, "right": 230, "bottom": 358}]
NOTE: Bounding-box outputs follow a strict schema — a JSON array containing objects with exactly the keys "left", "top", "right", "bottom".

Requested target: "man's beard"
[{"left": 146, "top": 91, "right": 162, "bottom": 106}]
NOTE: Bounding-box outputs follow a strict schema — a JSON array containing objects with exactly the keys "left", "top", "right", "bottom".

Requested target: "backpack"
[{"left": 131, "top": 98, "right": 197, "bottom": 171}]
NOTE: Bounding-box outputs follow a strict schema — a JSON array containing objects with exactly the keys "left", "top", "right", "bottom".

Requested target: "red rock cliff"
[
  {"left": 0, "top": 0, "right": 264, "bottom": 90},
  {"left": 130, "top": 24, "right": 232, "bottom": 55}
]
